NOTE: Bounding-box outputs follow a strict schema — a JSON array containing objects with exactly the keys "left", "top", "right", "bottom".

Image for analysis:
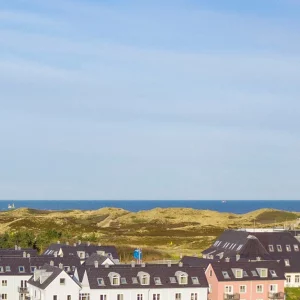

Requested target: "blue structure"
[{"left": 133, "top": 248, "right": 142, "bottom": 260}]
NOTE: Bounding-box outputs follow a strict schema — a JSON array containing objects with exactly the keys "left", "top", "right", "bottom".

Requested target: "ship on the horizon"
[
  {"left": 8, "top": 203, "right": 15, "bottom": 209},
  {"left": 221, "top": 200, "right": 227, "bottom": 203}
]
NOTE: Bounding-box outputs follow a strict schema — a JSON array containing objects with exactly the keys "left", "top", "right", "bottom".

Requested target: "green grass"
[
  {"left": 254, "top": 211, "right": 298, "bottom": 224},
  {"left": 285, "top": 288, "right": 300, "bottom": 300}
]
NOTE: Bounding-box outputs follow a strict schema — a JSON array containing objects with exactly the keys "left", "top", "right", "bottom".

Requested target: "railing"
[
  {"left": 268, "top": 292, "right": 285, "bottom": 299},
  {"left": 224, "top": 293, "right": 240, "bottom": 300},
  {"left": 18, "top": 287, "right": 29, "bottom": 293}
]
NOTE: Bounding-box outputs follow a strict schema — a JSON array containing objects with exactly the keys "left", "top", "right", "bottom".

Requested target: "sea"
[{"left": 0, "top": 200, "right": 300, "bottom": 214}]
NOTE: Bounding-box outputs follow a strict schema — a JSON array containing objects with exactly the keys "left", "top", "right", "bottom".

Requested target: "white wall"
[
  {"left": 0, "top": 274, "right": 31, "bottom": 300},
  {"left": 284, "top": 273, "right": 300, "bottom": 288}
]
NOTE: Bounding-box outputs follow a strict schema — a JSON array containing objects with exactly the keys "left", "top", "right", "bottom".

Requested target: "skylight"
[
  {"left": 294, "top": 245, "right": 299, "bottom": 251},
  {"left": 169, "top": 277, "right": 176, "bottom": 283},
  {"left": 243, "top": 271, "right": 248, "bottom": 277},
  {"left": 284, "top": 259, "right": 290, "bottom": 267},
  {"left": 236, "top": 245, "right": 243, "bottom": 251},
  {"left": 191, "top": 277, "right": 199, "bottom": 284},
  {"left": 0, "top": 266, "right": 4, "bottom": 273},
  {"left": 97, "top": 278, "right": 105, "bottom": 286},
  {"left": 277, "top": 245, "right": 282, "bottom": 252},
  {"left": 270, "top": 270, "right": 277, "bottom": 277},
  {"left": 19, "top": 266, "right": 25, "bottom": 273},
  {"left": 5, "top": 266, "right": 11, "bottom": 272},
  {"left": 268, "top": 245, "right": 274, "bottom": 252},
  {"left": 132, "top": 277, "right": 138, "bottom": 284},
  {"left": 30, "top": 266, "right": 36, "bottom": 273},
  {"left": 222, "top": 271, "right": 230, "bottom": 279},
  {"left": 286, "top": 245, "right": 291, "bottom": 252},
  {"left": 154, "top": 277, "right": 162, "bottom": 285},
  {"left": 121, "top": 277, "right": 127, "bottom": 284},
  {"left": 251, "top": 270, "right": 258, "bottom": 276}
]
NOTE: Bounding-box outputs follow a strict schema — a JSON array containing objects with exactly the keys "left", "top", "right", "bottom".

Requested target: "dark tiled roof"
[
  {"left": 209, "top": 260, "right": 285, "bottom": 282},
  {"left": 0, "top": 257, "right": 32, "bottom": 275},
  {"left": 27, "top": 265, "right": 63, "bottom": 289},
  {"left": 85, "top": 253, "right": 114, "bottom": 266},
  {"left": 77, "top": 264, "right": 208, "bottom": 289},
  {"left": 0, "top": 248, "right": 38, "bottom": 257},
  {"left": 180, "top": 256, "right": 211, "bottom": 268}
]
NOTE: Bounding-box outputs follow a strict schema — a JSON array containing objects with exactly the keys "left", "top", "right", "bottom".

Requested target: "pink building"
[{"left": 205, "top": 260, "right": 285, "bottom": 300}]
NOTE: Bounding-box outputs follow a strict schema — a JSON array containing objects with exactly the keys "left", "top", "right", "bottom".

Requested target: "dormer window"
[
  {"left": 31, "top": 266, "right": 36, "bottom": 273},
  {"left": 258, "top": 269, "right": 267, "bottom": 278},
  {"left": 132, "top": 277, "right": 138, "bottom": 284},
  {"left": 154, "top": 277, "right": 162, "bottom": 285},
  {"left": 234, "top": 269, "right": 243, "bottom": 278},
  {"left": 277, "top": 245, "right": 282, "bottom": 252},
  {"left": 222, "top": 271, "right": 230, "bottom": 279},
  {"left": 97, "top": 278, "right": 105, "bottom": 286},
  {"left": 269, "top": 245, "right": 274, "bottom": 252},
  {"left": 64, "top": 266, "right": 70, "bottom": 272},
  {"left": 5, "top": 266, "right": 11, "bottom": 272},
  {"left": 138, "top": 272, "right": 150, "bottom": 285},
  {"left": 179, "top": 274, "right": 187, "bottom": 284},
  {"left": 294, "top": 245, "right": 299, "bottom": 251},
  {"left": 286, "top": 245, "right": 291, "bottom": 252},
  {"left": 108, "top": 272, "right": 120, "bottom": 285},
  {"left": 191, "top": 277, "right": 199, "bottom": 284},
  {"left": 284, "top": 259, "right": 290, "bottom": 267},
  {"left": 0, "top": 266, "right": 3, "bottom": 273},
  {"left": 19, "top": 266, "right": 25, "bottom": 273}
]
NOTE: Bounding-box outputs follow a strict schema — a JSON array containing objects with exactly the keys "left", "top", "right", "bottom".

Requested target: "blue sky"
[{"left": 1, "top": 0, "right": 300, "bottom": 200}]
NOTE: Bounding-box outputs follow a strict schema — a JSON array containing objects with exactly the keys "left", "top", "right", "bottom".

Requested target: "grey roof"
[
  {"left": 85, "top": 253, "right": 114, "bottom": 266},
  {"left": 43, "top": 243, "right": 119, "bottom": 260},
  {"left": 27, "top": 264, "right": 63, "bottom": 289},
  {"left": 0, "top": 248, "right": 38, "bottom": 257},
  {"left": 0, "top": 257, "right": 32, "bottom": 275},
  {"left": 76, "top": 264, "right": 208, "bottom": 289},
  {"left": 209, "top": 260, "right": 285, "bottom": 282},
  {"left": 180, "top": 256, "right": 211, "bottom": 268}
]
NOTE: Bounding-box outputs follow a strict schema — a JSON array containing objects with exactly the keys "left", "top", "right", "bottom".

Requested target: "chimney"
[
  {"left": 15, "top": 245, "right": 18, "bottom": 250},
  {"left": 87, "top": 241, "right": 90, "bottom": 246},
  {"left": 59, "top": 263, "right": 63, "bottom": 269},
  {"left": 27, "top": 253, "right": 30, "bottom": 258},
  {"left": 141, "top": 263, "right": 146, "bottom": 268},
  {"left": 236, "top": 254, "right": 240, "bottom": 261},
  {"left": 78, "top": 240, "right": 81, "bottom": 245},
  {"left": 131, "top": 261, "right": 135, "bottom": 268},
  {"left": 105, "top": 263, "right": 109, "bottom": 268},
  {"left": 94, "top": 261, "right": 99, "bottom": 268},
  {"left": 66, "top": 241, "right": 69, "bottom": 246},
  {"left": 167, "top": 261, "right": 172, "bottom": 267},
  {"left": 256, "top": 257, "right": 261, "bottom": 261},
  {"left": 18, "top": 246, "right": 21, "bottom": 250},
  {"left": 57, "top": 241, "right": 60, "bottom": 244},
  {"left": 74, "top": 243, "right": 77, "bottom": 247},
  {"left": 180, "top": 253, "right": 183, "bottom": 259},
  {"left": 178, "top": 262, "right": 183, "bottom": 267},
  {"left": 193, "top": 253, "right": 197, "bottom": 257},
  {"left": 23, "top": 251, "right": 26, "bottom": 258},
  {"left": 50, "top": 260, "right": 54, "bottom": 266},
  {"left": 98, "top": 243, "right": 101, "bottom": 246},
  {"left": 225, "top": 257, "right": 230, "bottom": 262},
  {"left": 54, "top": 252, "right": 58, "bottom": 258}
]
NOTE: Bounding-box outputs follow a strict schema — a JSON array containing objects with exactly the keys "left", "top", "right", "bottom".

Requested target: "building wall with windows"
[
  {"left": 0, "top": 274, "right": 31, "bottom": 300},
  {"left": 284, "top": 272, "right": 300, "bottom": 288}
]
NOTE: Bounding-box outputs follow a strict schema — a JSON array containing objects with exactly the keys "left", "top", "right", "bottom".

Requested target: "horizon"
[{"left": 1, "top": 0, "right": 300, "bottom": 200}]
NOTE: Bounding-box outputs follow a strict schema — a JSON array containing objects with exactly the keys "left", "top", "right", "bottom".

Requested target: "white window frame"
[
  {"left": 295, "top": 275, "right": 300, "bottom": 283},
  {"left": 175, "top": 293, "right": 181, "bottom": 300},
  {"left": 137, "top": 294, "right": 143, "bottom": 300},
  {"left": 1, "top": 280, "right": 7, "bottom": 286},
  {"left": 117, "top": 295, "right": 123, "bottom": 300},
  {"left": 268, "top": 245, "right": 274, "bottom": 252},
  {"left": 191, "top": 293, "right": 197, "bottom": 300},
  {"left": 277, "top": 245, "right": 282, "bottom": 252},
  {"left": 285, "top": 259, "right": 290, "bottom": 266},
  {"left": 100, "top": 295, "right": 107, "bottom": 300},
  {"left": 256, "top": 285, "right": 263, "bottom": 293},
  {"left": 224, "top": 285, "right": 233, "bottom": 294},
  {"left": 239, "top": 285, "right": 246, "bottom": 293},
  {"left": 269, "top": 284, "right": 278, "bottom": 292},
  {"left": 153, "top": 294, "right": 160, "bottom": 300},
  {"left": 294, "top": 245, "right": 299, "bottom": 251},
  {"left": 286, "top": 275, "right": 291, "bottom": 283},
  {"left": 286, "top": 245, "right": 291, "bottom": 252}
]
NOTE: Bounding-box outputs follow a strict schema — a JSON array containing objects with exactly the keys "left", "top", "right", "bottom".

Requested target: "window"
[
  {"left": 222, "top": 271, "right": 230, "bottom": 279},
  {"left": 79, "top": 294, "right": 90, "bottom": 300},
  {"left": 97, "top": 278, "right": 105, "bottom": 286},
  {"left": 294, "top": 245, "right": 299, "bottom": 251},
  {"left": 251, "top": 270, "right": 258, "bottom": 276},
  {"left": 141, "top": 275, "right": 149, "bottom": 285},
  {"left": 53, "top": 296, "right": 58, "bottom": 300},
  {"left": 277, "top": 245, "right": 282, "bottom": 252},
  {"left": 256, "top": 285, "right": 263, "bottom": 293},
  {"left": 31, "top": 266, "right": 36, "bottom": 273},
  {"left": 191, "top": 293, "right": 197, "bottom": 300},
  {"left": 1, "top": 295, "right": 7, "bottom": 300},
  {"left": 175, "top": 293, "right": 181, "bottom": 300},
  {"left": 60, "top": 278, "right": 66, "bottom": 285},
  {"left": 0, "top": 267, "right": 3, "bottom": 273},
  {"left": 2, "top": 280, "right": 7, "bottom": 286},
  {"left": 154, "top": 277, "right": 162, "bottom": 285},
  {"left": 5, "top": 266, "right": 10, "bottom": 272},
  {"left": 270, "top": 270, "right": 277, "bottom": 277},
  {"left": 296, "top": 275, "right": 300, "bottom": 283},
  {"left": 240, "top": 285, "right": 246, "bottom": 293},
  {"left": 121, "top": 277, "right": 127, "bottom": 284},
  {"left": 286, "top": 245, "right": 291, "bottom": 252},
  {"left": 132, "top": 277, "right": 138, "bottom": 284},
  {"left": 100, "top": 295, "right": 107, "bottom": 300},
  {"left": 137, "top": 294, "right": 143, "bottom": 300},
  {"left": 225, "top": 286, "right": 233, "bottom": 294},
  {"left": 243, "top": 271, "right": 248, "bottom": 277},
  {"left": 192, "top": 277, "right": 199, "bottom": 284},
  {"left": 67, "top": 296, "right": 71, "bottom": 300},
  {"left": 286, "top": 275, "right": 291, "bottom": 283},
  {"left": 209, "top": 284, "right": 212, "bottom": 293},
  {"left": 153, "top": 294, "right": 160, "bottom": 300},
  {"left": 285, "top": 259, "right": 290, "bottom": 266},
  {"left": 112, "top": 276, "right": 119, "bottom": 285},
  {"left": 237, "top": 245, "right": 243, "bottom": 251},
  {"left": 64, "top": 266, "right": 70, "bottom": 272},
  {"left": 179, "top": 274, "right": 187, "bottom": 284},
  {"left": 209, "top": 270, "right": 212, "bottom": 277},
  {"left": 270, "top": 284, "right": 278, "bottom": 292},
  {"left": 117, "top": 295, "right": 124, "bottom": 300},
  {"left": 19, "top": 266, "right": 25, "bottom": 273},
  {"left": 259, "top": 269, "right": 267, "bottom": 278},
  {"left": 269, "top": 245, "right": 274, "bottom": 252},
  {"left": 235, "top": 269, "right": 243, "bottom": 278},
  {"left": 170, "top": 277, "right": 176, "bottom": 283}
]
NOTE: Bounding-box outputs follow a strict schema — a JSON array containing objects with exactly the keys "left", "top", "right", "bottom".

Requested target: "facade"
[{"left": 205, "top": 261, "right": 285, "bottom": 300}]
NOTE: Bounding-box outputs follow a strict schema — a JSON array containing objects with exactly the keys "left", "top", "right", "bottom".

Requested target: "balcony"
[
  {"left": 18, "top": 287, "right": 29, "bottom": 293},
  {"left": 224, "top": 293, "right": 240, "bottom": 300},
  {"left": 268, "top": 292, "right": 285, "bottom": 299}
]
